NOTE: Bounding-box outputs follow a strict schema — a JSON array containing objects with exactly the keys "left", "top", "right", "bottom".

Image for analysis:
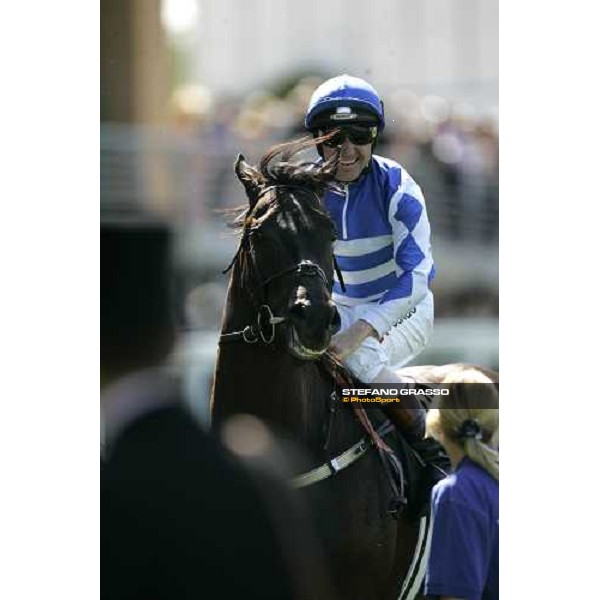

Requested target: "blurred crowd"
[
  {"left": 167, "top": 75, "right": 499, "bottom": 245},
  {"left": 101, "top": 75, "right": 499, "bottom": 332}
]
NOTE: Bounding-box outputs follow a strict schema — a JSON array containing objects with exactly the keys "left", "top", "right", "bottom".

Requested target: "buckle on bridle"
[
  {"left": 355, "top": 440, "right": 369, "bottom": 455},
  {"left": 329, "top": 457, "right": 341, "bottom": 475}
]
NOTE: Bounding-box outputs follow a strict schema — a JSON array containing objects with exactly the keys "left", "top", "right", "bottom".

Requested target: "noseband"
[
  {"left": 219, "top": 185, "right": 344, "bottom": 347},
  {"left": 219, "top": 259, "right": 330, "bottom": 345},
  {"left": 263, "top": 259, "right": 329, "bottom": 291}
]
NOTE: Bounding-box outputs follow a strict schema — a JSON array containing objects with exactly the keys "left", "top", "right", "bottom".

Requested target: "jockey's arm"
[{"left": 328, "top": 319, "right": 378, "bottom": 361}]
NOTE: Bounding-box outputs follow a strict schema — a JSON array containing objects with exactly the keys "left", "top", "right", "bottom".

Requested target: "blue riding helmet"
[{"left": 305, "top": 75, "right": 385, "bottom": 132}]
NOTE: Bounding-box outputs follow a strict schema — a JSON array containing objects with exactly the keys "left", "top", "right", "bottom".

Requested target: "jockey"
[{"left": 305, "top": 74, "right": 435, "bottom": 440}]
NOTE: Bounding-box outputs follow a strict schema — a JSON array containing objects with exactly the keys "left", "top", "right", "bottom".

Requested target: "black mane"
[
  {"left": 258, "top": 135, "right": 339, "bottom": 192},
  {"left": 229, "top": 135, "right": 340, "bottom": 231}
]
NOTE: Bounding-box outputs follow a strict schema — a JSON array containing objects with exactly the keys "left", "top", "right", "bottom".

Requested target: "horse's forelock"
[
  {"left": 259, "top": 137, "right": 336, "bottom": 191},
  {"left": 225, "top": 137, "right": 337, "bottom": 238}
]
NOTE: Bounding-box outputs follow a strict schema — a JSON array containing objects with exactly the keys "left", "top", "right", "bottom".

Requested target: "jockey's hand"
[{"left": 329, "top": 319, "right": 379, "bottom": 361}]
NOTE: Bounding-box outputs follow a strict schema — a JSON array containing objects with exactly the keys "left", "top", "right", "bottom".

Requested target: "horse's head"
[{"left": 231, "top": 143, "right": 341, "bottom": 359}]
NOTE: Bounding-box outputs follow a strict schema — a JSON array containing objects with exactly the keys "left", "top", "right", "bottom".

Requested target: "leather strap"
[
  {"left": 291, "top": 437, "right": 370, "bottom": 488},
  {"left": 290, "top": 419, "right": 397, "bottom": 489}
]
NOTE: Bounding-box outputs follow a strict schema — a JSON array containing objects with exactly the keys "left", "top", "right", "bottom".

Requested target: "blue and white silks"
[{"left": 324, "top": 155, "right": 435, "bottom": 339}]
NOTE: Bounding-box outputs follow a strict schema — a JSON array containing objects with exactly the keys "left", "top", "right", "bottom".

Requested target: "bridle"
[
  {"left": 219, "top": 260, "right": 330, "bottom": 345},
  {"left": 219, "top": 185, "right": 345, "bottom": 347}
]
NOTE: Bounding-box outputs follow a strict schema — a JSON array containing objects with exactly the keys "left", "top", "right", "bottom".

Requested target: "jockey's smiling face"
[{"left": 319, "top": 125, "right": 377, "bottom": 182}]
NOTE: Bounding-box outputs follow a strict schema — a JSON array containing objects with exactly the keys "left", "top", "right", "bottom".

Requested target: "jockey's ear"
[{"left": 234, "top": 154, "right": 262, "bottom": 207}]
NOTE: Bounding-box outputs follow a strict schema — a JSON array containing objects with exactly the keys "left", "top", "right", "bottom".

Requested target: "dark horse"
[{"left": 211, "top": 138, "right": 435, "bottom": 600}]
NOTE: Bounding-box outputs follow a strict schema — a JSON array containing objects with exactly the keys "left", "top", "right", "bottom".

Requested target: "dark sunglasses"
[{"left": 320, "top": 125, "right": 378, "bottom": 147}]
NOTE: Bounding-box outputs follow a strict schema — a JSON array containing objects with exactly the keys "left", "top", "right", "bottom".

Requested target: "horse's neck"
[
  {"left": 220, "top": 271, "right": 256, "bottom": 332},
  {"left": 215, "top": 271, "right": 334, "bottom": 452},
  {"left": 213, "top": 343, "right": 329, "bottom": 451}
]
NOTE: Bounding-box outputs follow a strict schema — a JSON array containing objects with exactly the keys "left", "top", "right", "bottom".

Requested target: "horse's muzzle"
[
  {"left": 285, "top": 301, "right": 339, "bottom": 360},
  {"left": 329, "top": 304, "right": 341, "bottom": 335},
  {"left": 286, "top": 324, "right": 329, "bottom": 360}
]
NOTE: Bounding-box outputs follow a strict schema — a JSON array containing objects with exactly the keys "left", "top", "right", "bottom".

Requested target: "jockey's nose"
[{"left": 339, "top": 137, "right": 356, "bottom": 157}]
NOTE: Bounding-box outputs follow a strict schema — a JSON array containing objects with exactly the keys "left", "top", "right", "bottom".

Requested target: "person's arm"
[
  {"left": 357, "top": 176, "right": 434, "bottom": 338},
  {"left": 328, "top": 319, "right": 377, "bottom": 360}
]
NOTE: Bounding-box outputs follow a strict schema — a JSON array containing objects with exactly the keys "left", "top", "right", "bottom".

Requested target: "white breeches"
[{"left": 335, "top": 291, "right": 434, "bottom": 383}]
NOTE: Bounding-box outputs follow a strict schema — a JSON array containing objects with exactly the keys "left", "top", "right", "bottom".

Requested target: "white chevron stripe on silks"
[
  {"left": 332, "top": 291, "right": 384, "bottom": 305},
  {"left": 335, "top": 259, "right": 397, "bottom": 285},
  {"left": 334, "top": 234, "right": 392, "bottom": 256},
  {"left": 398, "top": 511, "right": 433, "bottom": 600}
]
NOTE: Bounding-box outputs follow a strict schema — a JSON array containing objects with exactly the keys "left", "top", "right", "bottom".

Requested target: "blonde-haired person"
[{"left": 424, "top": 369, "right": 499, "bottom": 600}]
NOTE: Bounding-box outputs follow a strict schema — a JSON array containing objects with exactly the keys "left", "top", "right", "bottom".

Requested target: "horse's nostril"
[
  {"left": 289, "top": 302, "right": 307, "bottom": 320},
  {"left": 329, "top": 304, "right": 341, "bottom": 333}
]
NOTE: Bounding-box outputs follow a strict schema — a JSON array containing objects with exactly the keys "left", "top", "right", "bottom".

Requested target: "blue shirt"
[
  {"left": 425, "top": 457, "right": 499, "bottom": 600},
  {"left": 323, "top": 155, "right": 435, "bottom": 337}
]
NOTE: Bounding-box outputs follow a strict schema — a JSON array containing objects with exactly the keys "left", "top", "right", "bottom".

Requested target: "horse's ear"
[{"left": 234, "top": 154, "right": 262, "bottom": 205}]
